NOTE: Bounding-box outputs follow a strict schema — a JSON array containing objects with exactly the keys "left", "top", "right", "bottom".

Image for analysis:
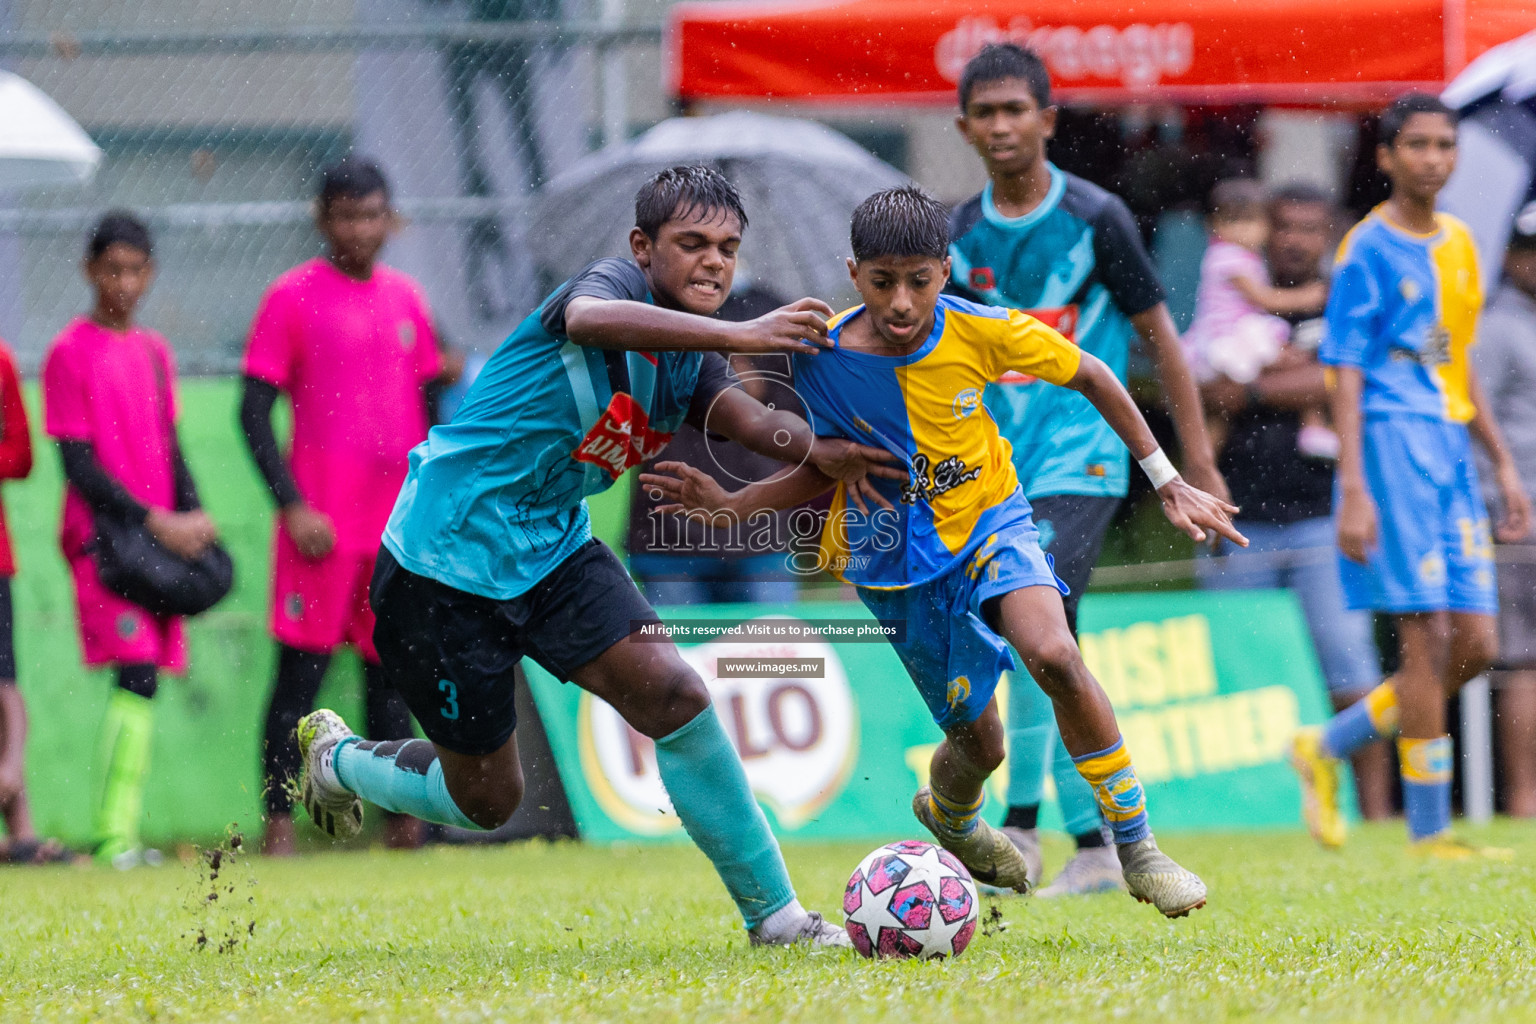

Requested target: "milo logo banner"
[{"left": 521, "top": 591, "right": 1333, "bottom": 842}]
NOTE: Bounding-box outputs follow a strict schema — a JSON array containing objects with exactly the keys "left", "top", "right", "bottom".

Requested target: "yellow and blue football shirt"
[
  {"left": 1320, "top": 208, "right": 1482, "bottom": 422},
  {"left": 789, "top": 293, "right": 1081, "bottom": 589},
  {"left": 1320, "top": 209, "right": 1495, "bottom": 614}
]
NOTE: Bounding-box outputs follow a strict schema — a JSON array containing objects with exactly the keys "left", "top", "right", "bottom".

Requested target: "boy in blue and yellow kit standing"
[{"left": 1292, "top": 94, "right": 1531, "bottom": 856}]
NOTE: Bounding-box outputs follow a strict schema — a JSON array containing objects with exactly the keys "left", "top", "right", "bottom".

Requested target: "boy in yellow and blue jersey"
[
  {"left": 1292, "top": 95, "right": 1531, "bottom": 858},
  {"left": 644, "top": 186, "right": 1248, "bottom": 917},
  {"left": 947, "top": 44, "right": 1226, "bottom": 895}
]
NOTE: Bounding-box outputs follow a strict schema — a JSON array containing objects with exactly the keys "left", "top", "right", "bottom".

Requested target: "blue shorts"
[
  {"left": 1339, "top": 416, "right": 1496, "bottom": 615},
  {"left": 858, "top": 522, "right": 1067, "bottom": 730}
]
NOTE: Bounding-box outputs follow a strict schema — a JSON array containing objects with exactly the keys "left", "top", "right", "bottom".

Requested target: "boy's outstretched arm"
[
  {"left": 1130, "top": 304, "right": 1229, "bottom": 501},
  {"left": 565, "top": 295, "right": 835, "bottom": 355},
  {"left": 639, "top": 461, "right": 841, "bottom": 522},
  {"left": 698, "top": 385, "right": 905, "bottom": 513},
  {"left": 1067, "top": 350, "right": 1247, "bottom": 547}
]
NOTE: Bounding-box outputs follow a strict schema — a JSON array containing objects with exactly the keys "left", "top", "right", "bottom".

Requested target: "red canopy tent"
[{"left": 669, "top": 0, "right": 1536, "bottom": 106}]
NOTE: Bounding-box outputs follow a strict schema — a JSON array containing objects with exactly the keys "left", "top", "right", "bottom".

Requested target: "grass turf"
[{"left": 3, "top": 823, "right": 1535, "bottom": 1023}]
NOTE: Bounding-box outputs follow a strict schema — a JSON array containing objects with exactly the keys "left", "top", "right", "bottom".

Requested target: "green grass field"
[{"left": 3, "top": 823, "right": 1536, "bottom": 1023}]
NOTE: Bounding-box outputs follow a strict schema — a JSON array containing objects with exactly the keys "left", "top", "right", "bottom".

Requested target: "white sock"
[{"left": 752, "top": 898, "right": 808, "bottom": 939}]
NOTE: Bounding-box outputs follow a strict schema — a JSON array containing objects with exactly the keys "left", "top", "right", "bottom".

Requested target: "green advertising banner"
[
  {"left": 522, "top": 590, "right": 1336, "bottom": 842},
  {"left": 7, "top": 380, "right": 635, "bottom": 848}
]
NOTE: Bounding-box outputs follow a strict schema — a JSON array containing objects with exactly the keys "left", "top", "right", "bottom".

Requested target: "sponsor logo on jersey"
[
  {"left": 573, "top": 392, "right": 674, "bottom": 481},
  {"left": 996, "top": 304, "right": 1079, "bottom": 385},
  {"left": 901, "top": 453, "right": 982, "bottom": 505},
  {"left": 952, "top": 388, "right": 982, "bottom": 420}
]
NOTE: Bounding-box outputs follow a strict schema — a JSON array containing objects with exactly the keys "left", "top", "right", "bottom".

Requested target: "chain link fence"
[{"left": 0, "top": 1, "right": 664, "bottom": 373}]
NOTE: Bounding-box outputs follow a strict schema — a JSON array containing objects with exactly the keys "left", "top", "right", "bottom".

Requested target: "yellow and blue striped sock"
[
  {"left": 1072, "top": 736, "right": 1150, "bottom": 844},
  {"left": 1322, "top": 679, "right": 1398, "bottom": 759},
  {"left": 927, "top": 787, "right": 985, "bottom": 837},
  {"left": 1399, "top": 735, "right": 1453, "bottom": 840}
]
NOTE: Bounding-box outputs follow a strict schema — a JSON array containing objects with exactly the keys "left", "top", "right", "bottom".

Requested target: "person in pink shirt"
[
  {"left": 43, "top": 212, "right": 219, "bottom": 867},
  {"left": 241, "top": 159, "right": 441, "bottom": 856}
]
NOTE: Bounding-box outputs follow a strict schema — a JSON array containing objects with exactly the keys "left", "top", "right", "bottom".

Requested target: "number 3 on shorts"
[{"left": 438, "top": 679, "right": 460, "bottom": 721}]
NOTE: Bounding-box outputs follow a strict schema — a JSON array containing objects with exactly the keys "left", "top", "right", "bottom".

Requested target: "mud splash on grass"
[{"left": 183, "top": 825, "right": 256, "bottom": 953}]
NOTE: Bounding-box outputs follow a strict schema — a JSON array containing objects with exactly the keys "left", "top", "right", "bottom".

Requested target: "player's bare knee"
[
  {"left": 464, "top": 772, "right": 523, "bottom": 830},
  {"left": 1023, "top": 635, "right": 1088, "bottom": 698},
  {"left": 970, "top": 731, "right": 1007, "bottom": 774},
  {"left": 658, "top": 668, "right": 711, "bottom": 732},
  {"left": 624, "top": 662, "right": 709, "bottom": 739},
  {"left": 1454, "top": 626, "right": 1499, "bottom": 684}
]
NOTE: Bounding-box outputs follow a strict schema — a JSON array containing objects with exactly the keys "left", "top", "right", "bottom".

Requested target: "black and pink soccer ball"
[{"left": 843, "top": 840, "right": 979, "bottom": 959}]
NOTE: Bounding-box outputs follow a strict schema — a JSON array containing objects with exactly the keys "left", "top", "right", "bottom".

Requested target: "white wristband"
[{"left": 1138, "top": 448, "right": 1180, "bottom": 489}]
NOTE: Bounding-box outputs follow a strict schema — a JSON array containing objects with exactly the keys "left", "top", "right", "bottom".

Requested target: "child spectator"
[
  {"left": 1184, "top": 179, "right": 1335, "bottom": 457},
  {"left": 241, "top": 158, "right": 440, "bottom": 856},
  {"left": 43, "top": 212, "right": 219, "bottom": 867}
]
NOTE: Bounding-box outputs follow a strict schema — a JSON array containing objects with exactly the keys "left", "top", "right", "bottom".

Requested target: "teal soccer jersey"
[
  {"left": 948, "top": 164, "right": 1165, "bottom": 500},
  {"left": 382, "top": 259, "right": 735, "bottom": 600}
]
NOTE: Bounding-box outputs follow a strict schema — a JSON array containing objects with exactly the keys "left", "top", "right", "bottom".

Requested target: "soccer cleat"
[
  {"left": 1037, "top": 845, "right": 1127, "bottom": 898},
  {"left": 977, "top": 826, "right": 1043, "bottom": 896},
  {"left": 1408, "top": 833, "right": 1515, "bottom": 862},
  {"left": 1290, "top": 727, "right": 1346, "bottom": 849},
  {"left": 912, "top": 788, "right": 1034, "bottom": 894},
  {"left": 749, "top": 911, "right": 853, "bottom": 949},
  {"left": 1117, "top": 837, "right": 1207, "bottom": 918},
  {"left": 296, "top": 710, "right": 364, "bottom": 840},
  {"left": 102, "top": 846, "right": 164, "bottom": 870}
]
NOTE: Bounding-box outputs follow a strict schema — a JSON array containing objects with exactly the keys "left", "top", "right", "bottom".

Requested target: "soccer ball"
[{"left": 843, "top": 840, "right": 979, "bottom": 959}]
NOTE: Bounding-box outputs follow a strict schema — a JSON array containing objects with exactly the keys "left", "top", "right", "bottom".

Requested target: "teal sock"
[
  {"left": 1050, "top": 732, "right": 1104, "bottom": 837},
  {"left": 654, "top": 705, "right": 795, "bottom": 929},
  {"left": 1006, "top": 675, "right": 1056, "bottom": 810},
  {"left": 333, "top": 738, "right": 483, "bottom": 832}
]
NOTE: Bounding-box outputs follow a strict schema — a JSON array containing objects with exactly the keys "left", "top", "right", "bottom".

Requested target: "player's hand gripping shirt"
[
  {"left": 1320, "top": 209, "right": 1483, "bottom": 422},
  {"left": 790, "top": 294, "right": 1081, "bottom": 588},
  {"left": 948, "top": 165, "right": 1165, "bottom": 500},
  {"left": 383, "top": 259, "right": 735, "bottom": 600}
]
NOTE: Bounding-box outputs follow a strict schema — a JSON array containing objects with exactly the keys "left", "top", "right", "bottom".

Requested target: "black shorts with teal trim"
[{"left": 370, "top": 539, "right": 659, "bottom": 756}]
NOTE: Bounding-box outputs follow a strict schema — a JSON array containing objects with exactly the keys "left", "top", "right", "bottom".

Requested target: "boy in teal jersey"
[
  {"left": 947, "top": 44, "right": 1226, "bottom": 894},
  {"left": 645, "top": 186, "right": 1247, "bottom": 918},
  {"left": 1291, "top": 95, "right": 1531, "bottom": 858},
  {"left": 293, "top": 166, "right": 905, "bottom": 947}
]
